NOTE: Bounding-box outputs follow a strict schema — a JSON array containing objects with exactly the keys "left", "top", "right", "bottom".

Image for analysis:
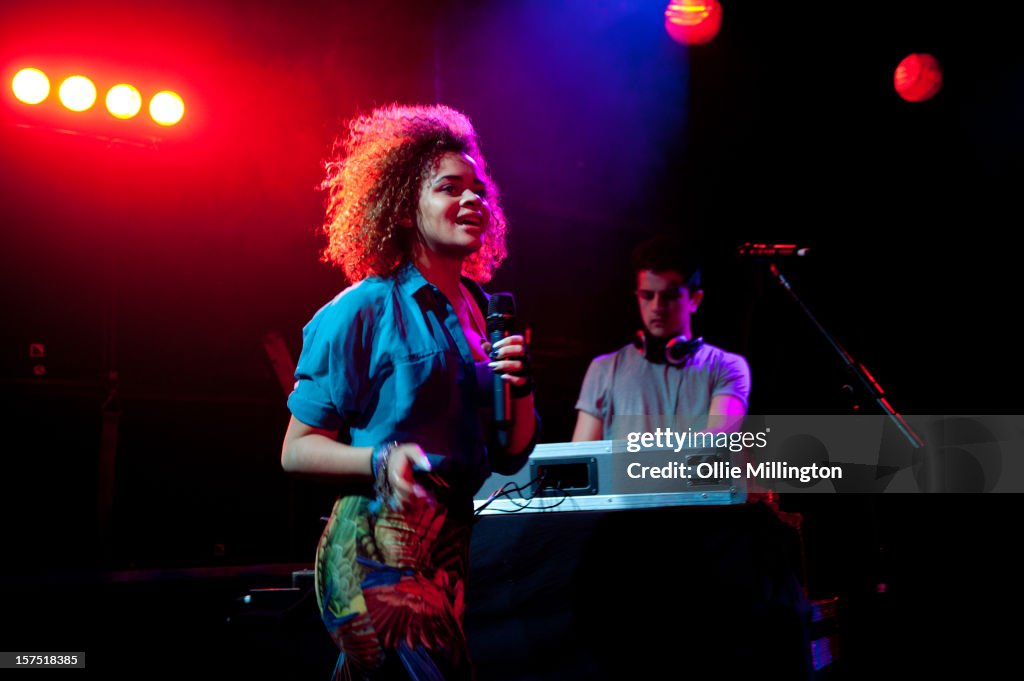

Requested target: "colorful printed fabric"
[{"left": 315, "top": 494, "right": 473, "bottom": 680}]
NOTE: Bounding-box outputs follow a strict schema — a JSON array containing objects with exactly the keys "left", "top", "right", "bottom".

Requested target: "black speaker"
[{"left": 633, "top": 330, "right": 703, "bottom": 365}]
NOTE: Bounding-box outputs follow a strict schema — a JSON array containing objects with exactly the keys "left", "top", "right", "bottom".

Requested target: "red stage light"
[
  {"left": 58, "top": 74, "right": 97, "bottom": 112},
  {"left": 894, "top": 53, "right": 943, "bottom": 103},
  {"left": 665, "top": 0, "right": 723, "bottom": 46},
  {"left": 10, "top": 63, "right": 187, "bottom": 132},
  {"left": 106, "top": 83, "right": 142, "bottom": 119},
  {"left": 12, "top": 67, "right": 51, "bottom": 104},
  {"left": 149, "top": 90, "right": 184, "bottom": 126}
]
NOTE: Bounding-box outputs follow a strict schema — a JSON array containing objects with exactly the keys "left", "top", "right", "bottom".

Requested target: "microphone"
[
  {"left": 737, "top": 242, "right": 812, "bottom": 258},
  {"left": 486, "top": 293, "right": 516, "bottom": 448}
]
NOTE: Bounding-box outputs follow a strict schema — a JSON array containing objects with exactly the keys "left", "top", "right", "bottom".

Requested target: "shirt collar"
[
  {"left": 395, "top": 259, "right": 478, "bottom": 292},
  {"left": 394, "top": 260, "right": 434, "bottom": 297},
  {"left": 394, "top": 259, "right": 486, "bottom": 313}
]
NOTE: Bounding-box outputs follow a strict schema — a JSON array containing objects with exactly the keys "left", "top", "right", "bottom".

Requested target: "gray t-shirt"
[{"left": 575, "top": 342, "right": 751, "bottom": 441}]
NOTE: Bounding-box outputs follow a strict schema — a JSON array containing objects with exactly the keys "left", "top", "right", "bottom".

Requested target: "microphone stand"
[
  {"left": 764, "top": 263, "right": 922, "bottom": 619},
  {"left": 767, "top": 263, "right": 924, "bottom": 450}
]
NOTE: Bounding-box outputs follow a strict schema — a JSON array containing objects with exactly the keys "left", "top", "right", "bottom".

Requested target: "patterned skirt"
[{"left": 314, "top": 494, "right": 474, "bottom": 680}]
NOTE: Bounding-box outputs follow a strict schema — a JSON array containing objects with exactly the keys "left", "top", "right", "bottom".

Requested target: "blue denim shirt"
[{"left": 288, "top": 261, "right": 511, "bottom": 496}]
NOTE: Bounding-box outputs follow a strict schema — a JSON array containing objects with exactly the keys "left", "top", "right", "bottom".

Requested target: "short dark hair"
[{"left": 630, "top": 235, "right": 702, "bottom": 292}]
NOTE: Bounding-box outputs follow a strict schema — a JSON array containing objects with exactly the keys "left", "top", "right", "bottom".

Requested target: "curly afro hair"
[{"left": 320, "top": 103, "right": 508, "bottom": 283}]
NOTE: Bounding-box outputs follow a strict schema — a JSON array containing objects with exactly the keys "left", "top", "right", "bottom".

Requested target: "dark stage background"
[{"left": 0, "top": 0, "right": 1019, "bottom": 677}]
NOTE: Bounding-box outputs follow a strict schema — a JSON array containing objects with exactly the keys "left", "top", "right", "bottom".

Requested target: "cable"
[{"left": 474, "top": 472, "right": 570, "bottom": 515}]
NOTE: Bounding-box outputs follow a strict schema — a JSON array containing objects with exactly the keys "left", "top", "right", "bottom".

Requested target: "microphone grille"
[
  {"left": 486, "top": 293, "right": 515, "bottom": 335},
  {"left": 487, "top": 292, "right": 516, "bottom": 318}
]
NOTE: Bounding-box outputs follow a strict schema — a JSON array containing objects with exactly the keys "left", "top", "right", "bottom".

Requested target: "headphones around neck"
[{"left": 633, "top": 330, "right": 703, "bottom": 365}]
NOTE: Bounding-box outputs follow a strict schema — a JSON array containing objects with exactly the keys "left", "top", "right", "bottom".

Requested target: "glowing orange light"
[
  {"left": 665, "top": 0, "right": 723, "bottom": 46},
  {"left": 12, "top": 67, "right": 51, "bottom": 104},
  {"left": 149, "top": 90, "right": 184, "bottom": 126},
  {"left": 58, "top": 75, "right": 97, "bottom": 112},
  {"left": 105, "top": 84, "right": 142, "bottom": 119},
  {"left": 894, "top": 53, "right": 943, "bottom": 102}
]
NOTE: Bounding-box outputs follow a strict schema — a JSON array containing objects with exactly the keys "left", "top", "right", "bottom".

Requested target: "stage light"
[
  {"left": 665, "top": 0, "right": 723, "bottom": 46},
  {"left": 105, "top": 84, "right": 142, "bottom": 119},
  {"left": 12, "top": 67, "right": 51, "bottom": 104},
  {"left": 149, "top": 90, "right": 184, "bottom": 126},
  {"left": 58, "top": 75, "right": 97, "bottom": 112},
  {"left": 894, "top": 53, "right": 943, "bottom": 102}
]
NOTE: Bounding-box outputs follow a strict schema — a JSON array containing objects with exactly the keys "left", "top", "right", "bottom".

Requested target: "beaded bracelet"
[{"left": 371, "top": 441, "right": 398, "bottom": 503}]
